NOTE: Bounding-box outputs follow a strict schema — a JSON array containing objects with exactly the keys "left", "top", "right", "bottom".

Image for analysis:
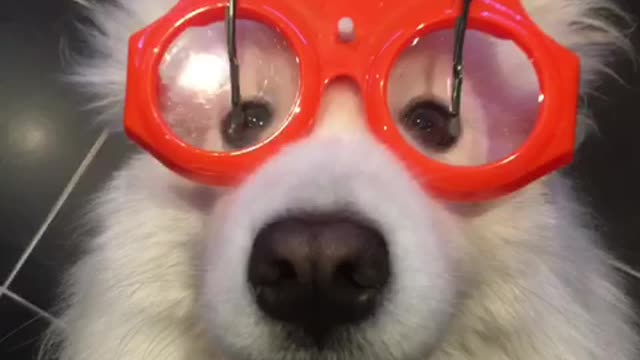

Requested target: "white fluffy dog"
[{"left": 44, "top": 0, "right": 638, "bottom": 359}]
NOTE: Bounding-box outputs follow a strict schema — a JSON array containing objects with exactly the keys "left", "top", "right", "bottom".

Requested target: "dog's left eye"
[
  {"left": 221, "top": 100, "right": 274, "bottom": 149},
  {"left": 399, "top": 99, "right": 458, "bottom": 150}
]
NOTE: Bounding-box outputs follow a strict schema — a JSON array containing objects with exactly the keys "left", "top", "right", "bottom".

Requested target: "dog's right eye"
[
  {"left": 221, "top": 100, "right": 274, "bottom": 149},
  {"left": 157, "top": 19, "right": 300, "bottom": 152},
  {"left": 399, "top": 99, "right": 458, "bottom": 150}
]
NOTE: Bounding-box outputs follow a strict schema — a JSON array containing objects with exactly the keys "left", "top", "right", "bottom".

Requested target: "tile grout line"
[
  {"left": 2, "top": 130, "right": 109, "bottom": 289},
  {"left": 610, "top": 258, "right": 640, "bottom": 280},
  {"left": 2, "top": 288, "right": 64, "bottom": 327}
]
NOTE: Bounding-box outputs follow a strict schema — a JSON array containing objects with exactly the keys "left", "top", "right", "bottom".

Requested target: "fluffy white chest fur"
[{"left": 44, "top": 0, "right": 638, "bottom": 359}]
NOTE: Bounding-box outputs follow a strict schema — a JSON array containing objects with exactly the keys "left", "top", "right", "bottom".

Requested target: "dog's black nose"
[{"left": 248, "top": 214, "right": 390, "bottom": 343}]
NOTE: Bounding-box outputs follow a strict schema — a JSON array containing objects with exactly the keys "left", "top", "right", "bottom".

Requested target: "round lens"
[
  {"left": 387, "top": 29, "right": 541, "bottom": 166},
  {"left": 158, "top": 19, "right": 300, "bottom": 152}
]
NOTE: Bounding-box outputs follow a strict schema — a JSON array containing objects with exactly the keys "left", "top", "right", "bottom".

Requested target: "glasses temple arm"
[
  {"left": 226, "top": 0, "right": 244, "bottom": 125},
  {"left": 449, "top": 0, "right": 473, "bottom": 137}
]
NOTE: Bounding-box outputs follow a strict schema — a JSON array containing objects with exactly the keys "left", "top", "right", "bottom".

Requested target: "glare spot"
[
  {"left": 9, "top": 112, "right": 51, "bottom": 157},
  {"left": 178, "top": 53, "right": 229, "bottom": 92}
]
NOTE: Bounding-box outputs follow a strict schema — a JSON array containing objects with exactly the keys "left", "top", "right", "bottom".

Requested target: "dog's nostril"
[
  {"left": 343, "top": 260, "right": 385, "bottom": 289},
  {"left": 247, "top": 213, "right": 390, "bottom": 343},
  {"left": 252, "top": 258, "right": 296, "bottom": 285}
]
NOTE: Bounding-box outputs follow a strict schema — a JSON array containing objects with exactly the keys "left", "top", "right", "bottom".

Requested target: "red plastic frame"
[{"left": 124, "top": 0, "right": 580, "bottom": 202}]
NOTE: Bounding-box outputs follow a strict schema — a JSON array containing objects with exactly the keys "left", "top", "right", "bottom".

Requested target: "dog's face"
[
  {"left": 154, "top": 17, "right": 544, "bottom": 359},
  {"left": 60, "top": 1, "right": 632, "bottom": 359}
]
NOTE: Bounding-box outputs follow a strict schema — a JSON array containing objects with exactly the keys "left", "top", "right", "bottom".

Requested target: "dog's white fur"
[{"left": 44, "top": 0, "right": 638, "bottom": 359}]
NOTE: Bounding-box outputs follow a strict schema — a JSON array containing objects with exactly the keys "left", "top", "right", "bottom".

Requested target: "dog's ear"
[
  {"left": 63, "top": 0, "right": 178, "bottom": 132},
  {"left": 525, "top": 0, "right": 635, "bottom": 145}
]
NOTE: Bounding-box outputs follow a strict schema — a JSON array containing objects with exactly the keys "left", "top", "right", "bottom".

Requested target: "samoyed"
[{"left": 44, "top": 0, "right": 638, "bottom": 359}]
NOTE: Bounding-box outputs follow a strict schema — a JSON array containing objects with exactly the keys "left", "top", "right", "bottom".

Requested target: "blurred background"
[{"left": 1, "top": 0, "right": 640, "bottom": 359}]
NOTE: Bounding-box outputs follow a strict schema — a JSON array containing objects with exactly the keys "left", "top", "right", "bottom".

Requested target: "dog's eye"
[
  {"left": 221, "top": 100, "right": 274, "bottom": 149},
  {"left": 399, "top": 99, "right": 458, "bottom": 150},
  {"left": 157, "top": 19, "right": 300, "bottom": 151}
]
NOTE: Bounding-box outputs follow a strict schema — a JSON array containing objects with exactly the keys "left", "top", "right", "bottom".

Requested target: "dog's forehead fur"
[{"left": 43, "top": 1, "right": 637, "bottom": 360}]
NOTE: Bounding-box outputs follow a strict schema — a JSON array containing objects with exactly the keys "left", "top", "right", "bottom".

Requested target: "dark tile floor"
[
  {"left": 1, "top": 1, "right": 140, "bottom": 358},
  {"left": 2, "top": 0, "right": 640, "bottom": 359}
]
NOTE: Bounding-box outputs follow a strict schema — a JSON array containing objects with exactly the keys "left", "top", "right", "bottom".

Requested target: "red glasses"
[{"left": 123, "top": 0, "right": 581, "bottom": 202}]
